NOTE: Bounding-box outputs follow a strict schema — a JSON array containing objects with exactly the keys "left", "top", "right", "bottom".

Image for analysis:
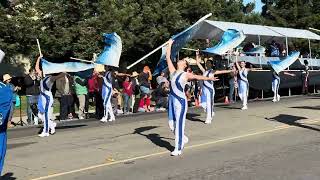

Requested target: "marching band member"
[
  {"left": 196, "top": 51, "right": 231, "bottom": 124},
  {"left": 35, "top": 55, "right": 64, "bottom": 137},
  {"left": 166, "top": 39, "right": 217, "bottom": 156}
]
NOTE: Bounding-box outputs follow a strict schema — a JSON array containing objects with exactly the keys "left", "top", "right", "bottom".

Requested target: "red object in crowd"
[
  {"left": 88, "top": 74, "right": 101, "bottom": 93},
  {"left": 122, "top": 81, "right": 133, "bottom": 96},
  {"left": 138, "top": 96, "right": 151, "bottom": 108}
]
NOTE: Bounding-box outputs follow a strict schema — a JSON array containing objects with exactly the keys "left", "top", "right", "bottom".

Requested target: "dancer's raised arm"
[
  {"left": 35, "top": 55, "right": 43, "bottom": 77},
  {"left": 186, "top": 73, "right": 217, "bottom": 81},
  {"left": 196, "top": 50, "right": 205, "bottom": 73},
  {"left": 166, "top": 39, "right": 176, "bottom": 74}
]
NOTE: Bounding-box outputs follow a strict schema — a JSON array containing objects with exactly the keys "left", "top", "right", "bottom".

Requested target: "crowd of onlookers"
[{"left": 0, "top": 65, "right": 178, "bottom": 126}]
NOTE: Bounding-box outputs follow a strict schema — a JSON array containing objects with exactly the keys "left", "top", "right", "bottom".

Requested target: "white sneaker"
[
  {"left": 108, "top": 117, "right": 115, "bottom": 122},
  {"left": 34, "top": 117, "right": 39, "bottom": 125},
  {"left": 241, "top": 106, "right": 248, "bottom": 110},
  {"left": 171, "top": 150, "right": 182, "bottom": 156},
  {"left": 205, "top": 119, "right": 212, "bottom": 124},
  {"left": 79, "top": 116, "right": 85, "bottom": 120},
  {"left": 184, "top": 135, "right": 189, "bottom": 144},
  {"left": 50, "top": 122, "right": 57, "bottom": 135},
  {"left": 168, "top": 120, "right": 174, "bottom": 132},
  {"left": 277, "top": 95, "right": 280, "bottom": 101},
  {"left": 38, "top": 132, "right": 49, "bottom": 137},
  {"left": 272, "top": 98, "right": 277, "bottom": 102},
  {"left": 100, "top": 117, "right": 108, "bottom": 123}
]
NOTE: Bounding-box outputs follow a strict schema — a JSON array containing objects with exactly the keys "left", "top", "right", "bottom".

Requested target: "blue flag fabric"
[
  {"left": 153, "top": 17, "right": 207, "bottom": 76},
  {"left": 268, "top": 51, "right": 300, "bottom": 74},
  {"left": 0, "top": 82, "right": 13, "bottom": 133},
  {"left": 203, "top": 29, "right": 246, "bottom": 55},
  {"left": 96, "top": 32, "right": 122, "bottom": 67},
  {"left": 42, "top": 58, "right": 95, "bottom": 75}
]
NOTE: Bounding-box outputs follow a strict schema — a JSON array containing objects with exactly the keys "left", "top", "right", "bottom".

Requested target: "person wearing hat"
[
  {"left": 0, "top": 79, "right": 14, "bottom": 175},
  {"left": 130, "top": 71, "right": 139, "bottom": 113},
  {"left": 2, "top": 74, "right": 20, "bottom": 128},
  {"left": 196, "top": 51, "right": 231, "bottom": 124},
  {"left": 166, "top": 39, "right": 217, "bottom": 156}
]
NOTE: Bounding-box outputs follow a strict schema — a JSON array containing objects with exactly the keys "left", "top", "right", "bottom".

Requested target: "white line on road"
[{"left": 30, "top": 119, "right": 320, "bottom": 180}]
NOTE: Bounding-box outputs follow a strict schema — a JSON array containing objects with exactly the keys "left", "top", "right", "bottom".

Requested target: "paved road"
[{"left": 3, "top": 96, "right": 320, "bottom": 180}]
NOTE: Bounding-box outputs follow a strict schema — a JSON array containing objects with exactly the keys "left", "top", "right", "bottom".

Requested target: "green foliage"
[{"left": 0, "top": 0, "right": 319, "bottom": 69}]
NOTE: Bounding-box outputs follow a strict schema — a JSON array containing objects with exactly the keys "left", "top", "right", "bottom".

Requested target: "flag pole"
[
  {"left": 309, "top": 27, "right": 320, "bottom": 33},
  {"left": 182, "top": 47, "right": 198, "bottom": 52},
  {"left": 36, "top": 39, "right": 42, "bottom": 56},
  {"left": 70, "top": 57, "right": 94, "bottom": 64},
  {"left": 127, "top": 13, "right": 212, "bottom": 70},
  {"left": 127, "top": 41, "right": 168, "bottom": 69}
]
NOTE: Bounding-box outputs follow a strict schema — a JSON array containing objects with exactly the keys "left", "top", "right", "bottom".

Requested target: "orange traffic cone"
[{"left": 224, "top": 96, "right": 229, "bottom": 104}]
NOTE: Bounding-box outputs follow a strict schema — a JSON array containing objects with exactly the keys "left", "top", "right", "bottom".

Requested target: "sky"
[{"left": 243, "top": 0, "right": 263, "bottom": 12}]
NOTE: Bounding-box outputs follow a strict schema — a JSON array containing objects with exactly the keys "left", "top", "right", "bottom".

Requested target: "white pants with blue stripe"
[
  {"left": 38, "top": 94, "right": 54, "bottom": 134},
  {"left": 272, "top": 78, "right": 280, "bottom": 99},
  {"left": 103, "top": 86, "right": 115, "bottom": 120},
  {"left": 201, "top": 87, "right": 215, "bottom": 121},
  {"left": 238, "top": 80, "right": 249, "bottom": 107},
  {"left": 169, "top": 95, "right": 187, "bottom": 151}
]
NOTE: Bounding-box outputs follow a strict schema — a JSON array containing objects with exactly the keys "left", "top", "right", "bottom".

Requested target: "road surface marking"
[{"left": 31, "top": 119, "right": 320, "bottom": 180}]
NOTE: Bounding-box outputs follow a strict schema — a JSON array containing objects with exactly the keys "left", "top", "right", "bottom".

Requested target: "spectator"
[
  {"left": 154, "top": 81, "right": 170, "bottom": 111},
  {"left": 88, "top": 71, "right": 104, "bottom": 119},
  {"left": 130, "top": 71, "right": 140, "bottom": 112},
  {"left": 2, "top": 74, "right": 20, "bottom": 127},
  {"left": 122, "top": 76, "right": 133, "bottom": 114},
  {"left": 112, "top": 71, "right": 123, "bottom": 114},
  {"left": 24, "top": 69, "right": 40, "bottom": 125},
  {"left": 55, "top": 73, "right": 75, "bottom": 120},
  {"left": 138, "top": 66, "right": 152, "bottom": 94},
  {"left": 74, "top": 75, "right": 88, "bottom": 119},
  {"left": 228, "top": 63, "right": 238, "bottom": 103},
  {"left": 270, "top": 40, "right": 280, "bottom": 57},
  {"left": 302, "top": 60, "right": 310, "bottom": 94},
  {"left": 156, "top": 71, "right": 168, "bottom": 86},
  {"left": 137, "top": 94, "right": 154, "bottom": 112}
]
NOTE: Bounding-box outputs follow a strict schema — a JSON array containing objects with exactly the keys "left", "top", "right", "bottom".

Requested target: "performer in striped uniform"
[
  {"left": 100, "top": 68, "right": 115, "bottom": 122},
  {"left": 35, "top": 55, "right": 64, "bottom": 137},
  {"left": 166, "top": 39, "right": 217, "bottom": 156},
  {"left": 271, "top": 70, "right": 295, "bottom": 102},
  {"left": 235, "top": 53, "right": 249, "bottom": 110},
  {"left": 196, "top": 51, "right": 231, "bottom": 124}
]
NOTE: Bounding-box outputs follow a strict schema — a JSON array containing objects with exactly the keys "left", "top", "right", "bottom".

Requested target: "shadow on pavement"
[
  {"left": 134, "top": 126, "right": 174, "bottom": 151},
  {"left": 265, "top": 114, "right": 320, "bottom": 132},
  {"left": 186, "top": 113, "right": 205, "bottom": 123},
  {"left": 7, "top": 142, "right": 37, "bottom": 150},
  {"left": 1, "top": 172, "right": 16, "bottom": 180},
  {"left": 56, "top": 124, "right": 88, "bottom": 130},
  {"left": 290, "top": 105, "right": 320, "bottom": 110}
]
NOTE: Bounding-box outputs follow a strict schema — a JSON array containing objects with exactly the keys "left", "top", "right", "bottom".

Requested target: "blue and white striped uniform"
[
  {"left": 38, "top": 76, "right": 54, "bottom": 134},
  {"left": 238, "top": 69, "right": 249, "bottom": 107},
  {"left": 168, "top": 71, "right": 188, "bottom": 152},
  {"left": 102, "top": 71, "right": 115, "bottom": 121},
  {"left": 272, "top": 71, "right": 280, "bottom": 101},
  {"left": 201, "top": 69, "right": 215, "bottom": 121}
]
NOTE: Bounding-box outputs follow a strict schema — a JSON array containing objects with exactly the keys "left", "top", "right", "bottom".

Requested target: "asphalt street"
[{"left": 3, "top": 95, "right": 320, "bottom": 180}]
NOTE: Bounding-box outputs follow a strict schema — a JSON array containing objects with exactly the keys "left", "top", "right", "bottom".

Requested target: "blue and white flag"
[
  {"left": 153, "top": 15, "right": 211, "bottom": 76},
  {"left": 0, "top": 49, "right": 5, "bottom": 63},
  {"left": 42, "top": 58, "right": 95, "bottom": 75},
  {"left": 203, "top": 29, "right": 246, "bottom": 55},
  {"left": 96, "top": 32, "right": 122, "bottom": 67},
  {"left": 268, "top": 51, "right": 300, "bottom": 74}
]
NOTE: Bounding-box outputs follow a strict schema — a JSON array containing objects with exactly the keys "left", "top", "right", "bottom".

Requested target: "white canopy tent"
[{"left": 193, "top": 20, "right": 320, "bottom": 58}]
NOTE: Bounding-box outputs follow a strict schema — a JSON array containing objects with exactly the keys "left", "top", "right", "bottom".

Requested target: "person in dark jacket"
[
  {"left": 24, "top": 69, "right": 40, "bottom": 125},
  {"left": 55, "top": 73, "right": 75, "bottom": 120}
]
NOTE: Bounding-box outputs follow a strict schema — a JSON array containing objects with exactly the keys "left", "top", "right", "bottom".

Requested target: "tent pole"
[
  {"left": 258, "top": 35, "right": 263, "bottom": 99},
  {"left": 285, "top": 37, "right": 291, "bottom": 96}
]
